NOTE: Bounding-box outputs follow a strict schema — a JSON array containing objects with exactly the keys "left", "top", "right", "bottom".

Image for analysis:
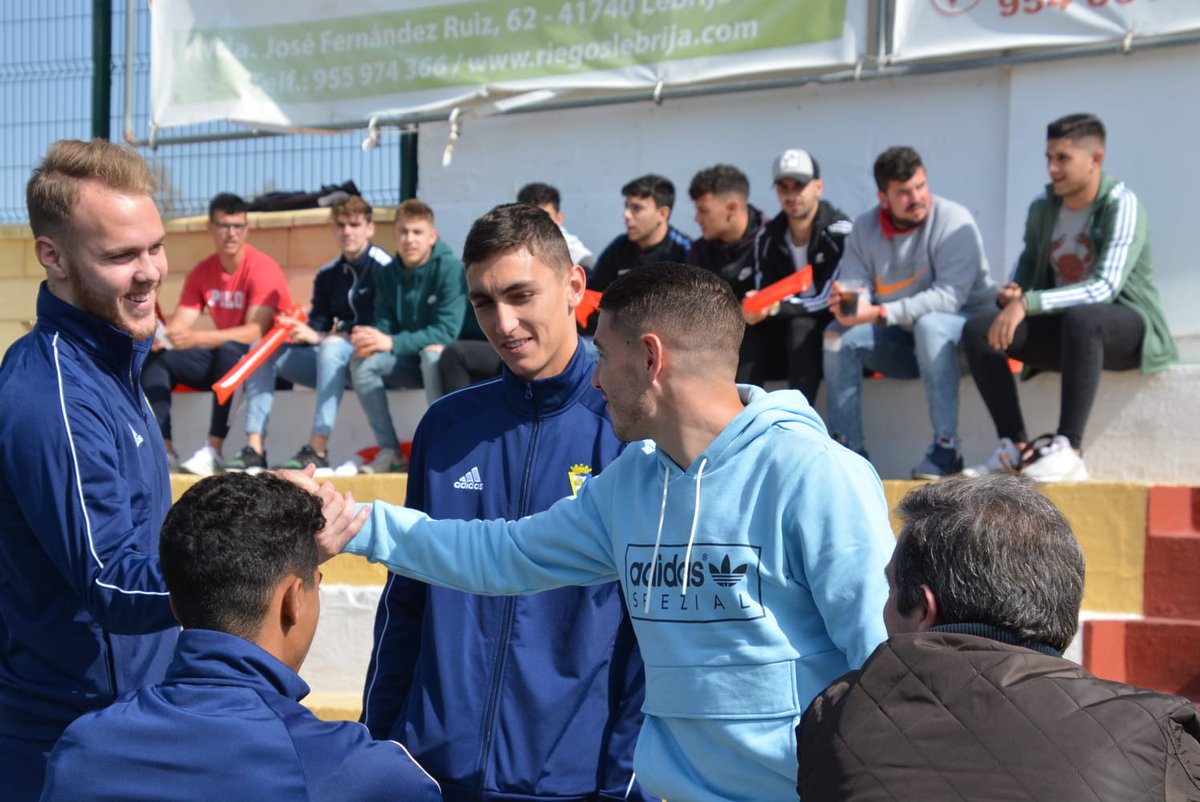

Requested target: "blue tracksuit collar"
[
  {"left": 342, "top": 245, "right": 377, "bottom": 272},
  {"left": 501, "top": 336, "right": 595, "bottom": 418},
  {"left": 166, "top": 629, "right": 310, "bottom": 702},
  {"left": 34, "top": 282, "right": 153, "bottom": 380}
]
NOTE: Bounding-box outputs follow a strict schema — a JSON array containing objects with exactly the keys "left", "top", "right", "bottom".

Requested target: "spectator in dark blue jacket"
[
  {"left": 41, "top": 473, "right": 441, "bottom": 802},
  {"left": 0, "top": 139, "right": 177, "bottom": 802},
  {"left": 362, "top": 203, "right": 653, "bottom": 802}
]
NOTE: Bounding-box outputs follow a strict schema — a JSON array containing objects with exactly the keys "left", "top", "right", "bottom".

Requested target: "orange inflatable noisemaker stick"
[
  {"left": 212, "top": 307, "right": 306, "bottom": 405},
  {"left": 575, "top": 289, "right": 603, "bottom": 329},
  {"left": 741, "top": 265, "right": 814, "bottom": 314}
]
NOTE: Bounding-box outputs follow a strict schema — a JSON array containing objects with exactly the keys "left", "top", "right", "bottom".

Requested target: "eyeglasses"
[{"left": 212, "top": 222, "right": 247, "bottom": 233}]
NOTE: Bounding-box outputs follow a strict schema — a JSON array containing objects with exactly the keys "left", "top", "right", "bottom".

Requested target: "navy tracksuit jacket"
[{"left": 41, "top": 629, "right": 442, "bottom": 801}]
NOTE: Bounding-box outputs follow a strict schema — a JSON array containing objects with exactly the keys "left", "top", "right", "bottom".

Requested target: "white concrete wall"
[
  {"left": 169, "top": 387, "right": 429, "bottom": 469},
  {"left": 812, "top": 364, "right": 1200, "bottom": 484},
  {"left": 170, "top": 363, "right": 1200, "bottom": 484},
  {"left": 415, "top": 43, "right": 1200, "bottom": 357},
  {"left": 303, "top": 584, "right": 384, "bottom": 704}
]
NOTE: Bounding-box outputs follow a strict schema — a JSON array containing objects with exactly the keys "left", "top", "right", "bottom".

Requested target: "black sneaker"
[
  {"left": 225, "top": 446, "right": 267, "bottom": 474},
  {"left": 273, "top": 445, "right": 330, "bottom": 471},
  {"left": 911, "top": 443, "right": 964, "bottom": 480}
]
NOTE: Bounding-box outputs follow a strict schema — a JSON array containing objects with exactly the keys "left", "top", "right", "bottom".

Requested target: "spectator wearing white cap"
[{"left": 740, "top": 149, "right": 853, "bottom": 402}]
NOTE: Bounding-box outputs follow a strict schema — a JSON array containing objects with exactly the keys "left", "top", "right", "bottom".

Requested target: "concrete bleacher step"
[
  {"left": 1144, "top": 486, "right": 1200, "bottom": 619},
  {"left": 305, "top": 693, "right": 363, "bottom": 723},
  {"left": 1084, "top": 617, "right": 1200, "bottom": 702},
  {"left": 1084, "top": 485, "right": 1200, "bottom": 701}
]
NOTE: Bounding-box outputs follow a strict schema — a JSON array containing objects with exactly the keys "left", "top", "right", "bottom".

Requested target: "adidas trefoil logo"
[
  {"left": 707, "top": 555, "right": 748, "bottom": 587},
  {"left": 453, "top": 466, "right": 483, "bottom": 491},
  {"left": 127, "top": 422, "right": 144, "bottom": 448}
]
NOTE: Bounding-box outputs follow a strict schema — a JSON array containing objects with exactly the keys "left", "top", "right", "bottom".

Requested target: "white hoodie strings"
[{"left": 642, "top": 458, "right": 709, "bottom": 614}]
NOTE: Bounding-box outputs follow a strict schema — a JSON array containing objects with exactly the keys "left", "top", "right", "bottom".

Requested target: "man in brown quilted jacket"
[{"left": 798, "top": 474, "right": 1200, "bottom": 801}]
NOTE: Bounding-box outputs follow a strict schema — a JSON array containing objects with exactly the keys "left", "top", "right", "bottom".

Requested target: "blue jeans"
[
  {"left": 350, "top": 348, "right": 442, "bottom": 449},
  {"left": 822, "top": 311, "right": 969, "bottom": 452},
  {"left": 244, "top": 335, "right": 356, "bottom": 438}
]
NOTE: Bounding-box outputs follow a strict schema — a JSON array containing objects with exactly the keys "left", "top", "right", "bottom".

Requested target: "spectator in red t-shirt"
[{"left": 141, "top": 193, "right": 291, "bottom": 475}]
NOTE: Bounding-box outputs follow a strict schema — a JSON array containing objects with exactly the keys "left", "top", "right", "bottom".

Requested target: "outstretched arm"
[{"left": 276, "top": 467, "right": 371, "bottom": 562}]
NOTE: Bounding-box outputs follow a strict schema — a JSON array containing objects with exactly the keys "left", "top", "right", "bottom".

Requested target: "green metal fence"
[{"left": 1, "top": 1, "right": 405, "bottom": 224}]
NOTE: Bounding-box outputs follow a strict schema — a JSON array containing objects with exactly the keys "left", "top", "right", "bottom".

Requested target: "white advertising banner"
[
  {"left": 150, "top": 0, "right": 864, "bottom": 131},
  {"left": 892, "top": 0, "right": 1200, "bottom": 63}
]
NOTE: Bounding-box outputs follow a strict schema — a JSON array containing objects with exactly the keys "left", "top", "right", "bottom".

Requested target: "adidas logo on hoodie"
[
  {"left": 453, "top": 466, "right": 483, "bottom": 491},
  {"left": 624, "top": 543, "right": 764, "bottom": 622}
]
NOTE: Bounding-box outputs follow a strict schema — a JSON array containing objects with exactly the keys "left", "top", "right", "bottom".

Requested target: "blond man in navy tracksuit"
[{"left": 0, "top": 140, "right": 177, "bottom": 801}]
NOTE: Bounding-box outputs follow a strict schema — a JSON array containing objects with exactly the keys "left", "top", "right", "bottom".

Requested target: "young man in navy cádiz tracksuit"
[{"left": 361, "top": 203, "right": 653, "bottom": 801}]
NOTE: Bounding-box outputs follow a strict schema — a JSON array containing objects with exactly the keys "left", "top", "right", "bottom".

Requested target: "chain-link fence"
[{"left": 0, "top": 1, "right": 404, "bottom": 224}]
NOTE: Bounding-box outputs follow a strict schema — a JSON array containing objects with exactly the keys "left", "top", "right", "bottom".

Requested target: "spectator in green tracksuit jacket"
[
  {"left": 962, "top": 113, "right": 1177, "bottom": 482},
  {"left": 350, "top": 199, "right": 465, "bottom": 472}
]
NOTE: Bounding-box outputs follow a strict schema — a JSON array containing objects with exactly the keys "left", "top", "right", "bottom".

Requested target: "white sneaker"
[
  {"left": 963, "top": 438, "right": 1021, "bottom": 477},
  {"left": 180, "top": 445, "right": 224, "bottom": 476},
  {"left": 1019, "top": 435, "right": 1090, "bottom": 483},
  {"left": 165, "top": 451, "right": 181, "bottom": 473},
  {"left": 361, "top": 447, "right": 407, "bottom": 474},
  {"left": 332, "top": 460, "right": 360, "bottom": 477}
]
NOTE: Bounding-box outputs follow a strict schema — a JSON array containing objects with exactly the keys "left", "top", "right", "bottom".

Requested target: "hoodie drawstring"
[
  {"left": 642, "top": 458, "right": 708, "bottom": 613},
  {"left": 680, "top": 458, "right": 708, "bottom": 596},
  {"left": 643, "top": 464, "right": 671, "bottom": 614}
]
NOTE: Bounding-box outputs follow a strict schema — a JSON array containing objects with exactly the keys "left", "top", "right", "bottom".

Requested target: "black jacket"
[
  {"left": 687, "top": 205, "right": 766, "bottom": 298},
  {"left": 798, "top": 628, "right": 1200, "bottom": 801},
  {"left": 754, "top": 200, "right": 852, "bottom": 318},
  {"left": 590, "top": 225, "right": 692, "bottom": 294}
]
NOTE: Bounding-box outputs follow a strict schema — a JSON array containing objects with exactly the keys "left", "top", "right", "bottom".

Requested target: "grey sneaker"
[
  {"left": 362, "top": 447, "right": 408, "bottom": 474},
  {"left": 274, "top": 445, "right": 330, "bottom": 471},
  {"left": 166, "top": 451, "right": 181, "bottom": 473},
  {"left": 226, "top": 446, "right": 267, "bottom": 474},
  {"left": 911, "top": 443, "right": 964, "bottom": 480}
]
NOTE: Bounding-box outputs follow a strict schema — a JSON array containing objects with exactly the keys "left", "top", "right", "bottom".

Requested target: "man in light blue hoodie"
[{"left": 305, "top": 263, "right": 895, "bottom": 801}]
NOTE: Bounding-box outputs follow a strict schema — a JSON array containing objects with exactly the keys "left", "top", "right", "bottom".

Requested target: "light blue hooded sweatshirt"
[{"left": 345, "top": 386, "right": 893, "bottom": 801}]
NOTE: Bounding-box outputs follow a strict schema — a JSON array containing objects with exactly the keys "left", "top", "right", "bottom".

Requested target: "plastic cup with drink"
[{"left": 837, "top": 279, "right": 866, "bottom": 317}]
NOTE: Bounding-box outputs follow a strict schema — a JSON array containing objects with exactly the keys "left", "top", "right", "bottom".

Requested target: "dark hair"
[
  {"left": 1047, "top": 113, "right": 1106, "bottom": 146},
  {"left": 688, "top": 164, "right": 749, "bottom": 201},
  {"left": 331, "top": 195, "right": 373, "bottom": 222},
  {"left": 395, "top": 197, "right": 434, "bottom": 224},
  {"left": 873, "top": 147, "right": 924, "bottom": 192},
  {"left": 622, "top": 173, "right": 675, "bottom": 211},
  {"left": 516, "top": 182, "right": 561, "bottom": 211},
  {"left": 208, "top": 192, "right": 247, "bottom": 220},
  {"left": 27, "top": 139, "right": 157, "bottom": 239},
  {"left": 599, "top": 262, "right": 744, "bottom": 375},
  {"left": 462, "top": 202, "right": 572, "bottom": 275},
  {"left": 160, "top": 473, "right": 324, "bottom": 639},
  {"left": 893, "top": 474, "right": 1085, "bottom": 652}
]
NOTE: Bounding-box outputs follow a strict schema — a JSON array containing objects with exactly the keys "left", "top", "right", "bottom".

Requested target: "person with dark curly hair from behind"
[{"left": 41, "top": 473, "right": 440, "bottom": 802}]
